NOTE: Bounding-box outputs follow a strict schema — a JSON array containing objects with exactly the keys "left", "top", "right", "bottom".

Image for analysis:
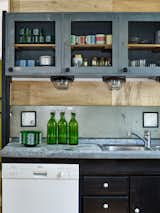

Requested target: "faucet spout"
[{"left": 128, "top": 130, "right": 151, "bottom": 149}]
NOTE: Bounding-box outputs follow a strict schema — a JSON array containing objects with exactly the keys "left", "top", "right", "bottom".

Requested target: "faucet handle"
[
  {"left": 127, "top": 130, "right": 132, "bottom": 137},
  {"left": 144, "top": 129, "right": 151, "bottom": 136}
]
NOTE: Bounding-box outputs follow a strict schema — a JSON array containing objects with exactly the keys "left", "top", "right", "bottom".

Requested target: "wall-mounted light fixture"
[
  {"left": 50, "top": 76, "right": 74, "bottom": 90},
  {"left": 103, "top": 76, "right": 126, "bottom": 90}
]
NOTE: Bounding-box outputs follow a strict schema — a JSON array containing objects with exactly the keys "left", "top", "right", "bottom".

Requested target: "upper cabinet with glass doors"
[
  {"left": 5, "top": 13, "right": 62, "bottom": 77},
  {"left": 62, "top": 13, "right": 119, "bottom": 77},
  {"left": 4, "top": 12, "right": 160, "bottom": 78},
  {"left": 119, "top": 13, "right": 160, "bottom": 77}
]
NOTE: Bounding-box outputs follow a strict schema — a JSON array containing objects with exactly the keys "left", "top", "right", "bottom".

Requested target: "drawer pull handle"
[
  {"left": 134, "top": 208, "right": 140, "bottom": 213},
  {"left": 103, "top": 182, "right": 109, "bottom": 188},
  {"left": 103, "top": 203, "right": 109, "bottom": 209}
]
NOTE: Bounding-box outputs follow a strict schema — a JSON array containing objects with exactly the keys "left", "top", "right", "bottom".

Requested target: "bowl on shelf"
[{"left": 129, "top": 36, "right": 141, "bottom": 44}]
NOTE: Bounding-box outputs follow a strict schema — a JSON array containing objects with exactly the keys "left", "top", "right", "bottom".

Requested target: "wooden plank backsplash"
[
  {"left": 10, "top": 81, "right": 112, "bottom": 106},
  {"left": 10, "top": 80, "right": 160, "bottom": 106},
  {"left": 10, "top": 0, "right": 160, "bottom": 12}
]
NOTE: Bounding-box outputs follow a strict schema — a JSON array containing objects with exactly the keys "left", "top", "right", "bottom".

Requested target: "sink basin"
[{"left": 98, "top": 145, "right": 150, "bottom": 151}]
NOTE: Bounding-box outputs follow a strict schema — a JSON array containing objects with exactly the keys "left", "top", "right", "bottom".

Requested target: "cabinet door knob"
[
  {"left": 123, "top": 67, "right": 128, "bottom": 72},
  {"left": 8, "top": 67, "right": 13, "bottom": 72},
  {"left": 134, "top": 208, "right": 140, "bottom": 213},
  {"left": 103, "top": 203, "right": 109, "bottom": 209},
  {"left": 65, "top": 67, "right": 70, "bottom": 72},
  {"left": 103, "top": 182, "right": 109, "bottom": 188}
]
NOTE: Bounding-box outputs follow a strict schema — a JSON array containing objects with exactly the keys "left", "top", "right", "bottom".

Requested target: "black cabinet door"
[
  {"left": 83, "top": 196, "right": 128, "bottom": 213},
  {"left": 130, "top": 176, "right": 160, "bottom": 213}
]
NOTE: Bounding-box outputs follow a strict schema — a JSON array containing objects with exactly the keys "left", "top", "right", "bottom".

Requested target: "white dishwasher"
[{"left": 2, "top": 163, "right": 79, "bottom": 213}]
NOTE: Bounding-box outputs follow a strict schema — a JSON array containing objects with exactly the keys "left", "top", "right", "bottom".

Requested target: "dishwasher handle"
[{"left": 33, "top": 171, "right": 48, "bottom": 177}]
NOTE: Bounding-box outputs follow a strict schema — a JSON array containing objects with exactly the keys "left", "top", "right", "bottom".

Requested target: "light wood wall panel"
[
  {"left": 10, "top": 81, "right": 112, "bottom": 106},
  {"left": 11, "top": 80, "right": 160, "bottom": 106},
  {"left": 112, "top": 81, "right": 160, "bottom": 106},
  {"left": 10, "top": 0, "right": 113, "bottom": 12},
  {"left": 113, "top": 0, "right": 160, "bottom": 12},
  {"left": 10, "top": 0, "right": 160, "bottom": 12}
]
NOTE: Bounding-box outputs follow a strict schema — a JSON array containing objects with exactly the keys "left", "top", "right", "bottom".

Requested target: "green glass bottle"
[
  {"left": 47, "top": 112, "right": 57, "bottom": 144},
  {"left": 58, "top": 112, "right": 67, "bottom": 144},
  {"left": 69, "top": 112, "right": 78, "bottom": 145}
]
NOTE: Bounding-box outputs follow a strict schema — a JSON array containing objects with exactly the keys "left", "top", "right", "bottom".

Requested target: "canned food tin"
[
  {"left": 106, "top": 34, "right": 112, "bottom": 45},
  {"left": 20, "top": 130, "right": 42, "bottom": 147},
  {"left": 79, "top": 36, "right": 86, "bottom": 44},
  {"left": 76, "top": 36, "right": 80, "bottom": 45},
  {"left": 86, "top": 35, "right": 96, "bottom": 44},
  {"left": 70, "top": 35, "right": 76, "bottom": 45},
  {"left": 96, "top": 34, "right": 105, "bottom": 44}
]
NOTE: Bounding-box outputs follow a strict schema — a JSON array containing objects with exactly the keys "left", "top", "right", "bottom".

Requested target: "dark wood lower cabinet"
[
  {"left": 83, "top": 196, "right": 128, "bottom": 213},
  {"left": 130, "top": 176, "right": 160, "bottom": 213}
]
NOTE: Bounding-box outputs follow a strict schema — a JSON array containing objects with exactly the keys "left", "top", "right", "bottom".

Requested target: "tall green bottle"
[
  {"left": 47, "top": 112, "right": 57, "bottom": 144},
  {"left": 58, "top": 112, "right": 68, "bottom": 144},
  {"left": 69, "top": 112, "right": 78, "bottom": 145}
]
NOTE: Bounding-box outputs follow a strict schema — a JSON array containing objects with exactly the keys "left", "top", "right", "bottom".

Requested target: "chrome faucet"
[
  {"left": 128, "top": 130, "right": 151, "bottom": 149},
  {"left": 144, "top": 130, "right": 151, "bottom": 149}
]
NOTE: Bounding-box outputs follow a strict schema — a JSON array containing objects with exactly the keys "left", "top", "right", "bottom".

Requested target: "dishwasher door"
[{"left": 2, "top": 163, "right": 79, "bottom": 213}]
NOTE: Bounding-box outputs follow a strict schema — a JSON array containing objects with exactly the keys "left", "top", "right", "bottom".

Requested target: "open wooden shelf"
[
  {"left": 15, "top": 44, "right": 56, "bottom": 49},
  {"left": 128, "top": 43, "right": 160, "bottom": 50},
  {"left": 71, "top": 44, "right": 112, "bottom": 50}
]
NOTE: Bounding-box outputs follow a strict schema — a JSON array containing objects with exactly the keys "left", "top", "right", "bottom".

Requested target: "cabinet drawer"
[
  {"left": 83, "top": 176, "right": 128, "bottom": 195},
  {"left": 83, "top": 196, "right": 128, "bottom": 213}
]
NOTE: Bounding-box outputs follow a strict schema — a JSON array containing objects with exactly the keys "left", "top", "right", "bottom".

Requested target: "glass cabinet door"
[
  {"left": 63, "top": 13, "right": 119, "bottom": 77},
  {"left": 5, "top": 13, "right": 61, "bottom": 76},
  {"left": 119, "top": 13, "right": 160, "bottom": 77}
]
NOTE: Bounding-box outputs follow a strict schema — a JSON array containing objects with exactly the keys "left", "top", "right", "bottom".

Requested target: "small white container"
[{"left": 39, "top": 56, "right": 52, "bottom": 66}]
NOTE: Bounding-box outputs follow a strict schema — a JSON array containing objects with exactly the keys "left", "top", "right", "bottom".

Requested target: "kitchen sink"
[{"left": 98, "top": 145, "right": 151, "bottom": 151}]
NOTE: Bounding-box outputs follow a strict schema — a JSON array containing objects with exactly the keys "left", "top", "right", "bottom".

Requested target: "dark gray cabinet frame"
[
  {"left": 63, "top": 13, "right": 119, "bottom": 78},
  {"left": 4, "top": 12, "right": 160, "bottom": 78},
  {"left": 5, "top": 13, "right": 62, "bottom": 77},
  {"left": 119, "top": 12, "right": 160, "bottom": 77}
]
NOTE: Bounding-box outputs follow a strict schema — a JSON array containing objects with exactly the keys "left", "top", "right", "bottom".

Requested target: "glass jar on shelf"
[
  {"left": 39, "top": 29, "right": 45, "bottom": 43},
  {"left": 19, "top": 28, "right": 26, "bottom": 43},
  {"left": 91, "top": 56, "right": 98, "bottom": 66},
  {"left": 99, "top": 57, "right": 105, "bottom": 66},
  {"left": 25, "top": 28, "right": 32, "bottom": 43},
  {"left": 83, "top": 57, "right": 88, "bottom": 67},
  {"left": 72, "top": 54, "right": 83, "bottom": 67}
]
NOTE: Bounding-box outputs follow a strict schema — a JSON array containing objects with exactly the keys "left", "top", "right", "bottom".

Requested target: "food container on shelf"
[
  {"left": 72, "top": 54, "right": 83, "bottom": 67},
  {"left": 106, "top": 34, "right": 112, "bottom": 45},
  {"left": 129, "top": 36, "right": 141, "bottom": 44},
  {"left": 39, "top": 56, "right": 52, "bottom": 66},
  {"left": 19, "top": 130, "right": 42, "bottom": 147},
  {"left": 96, "top": 34, "right": 105, "bottom": 44}
]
